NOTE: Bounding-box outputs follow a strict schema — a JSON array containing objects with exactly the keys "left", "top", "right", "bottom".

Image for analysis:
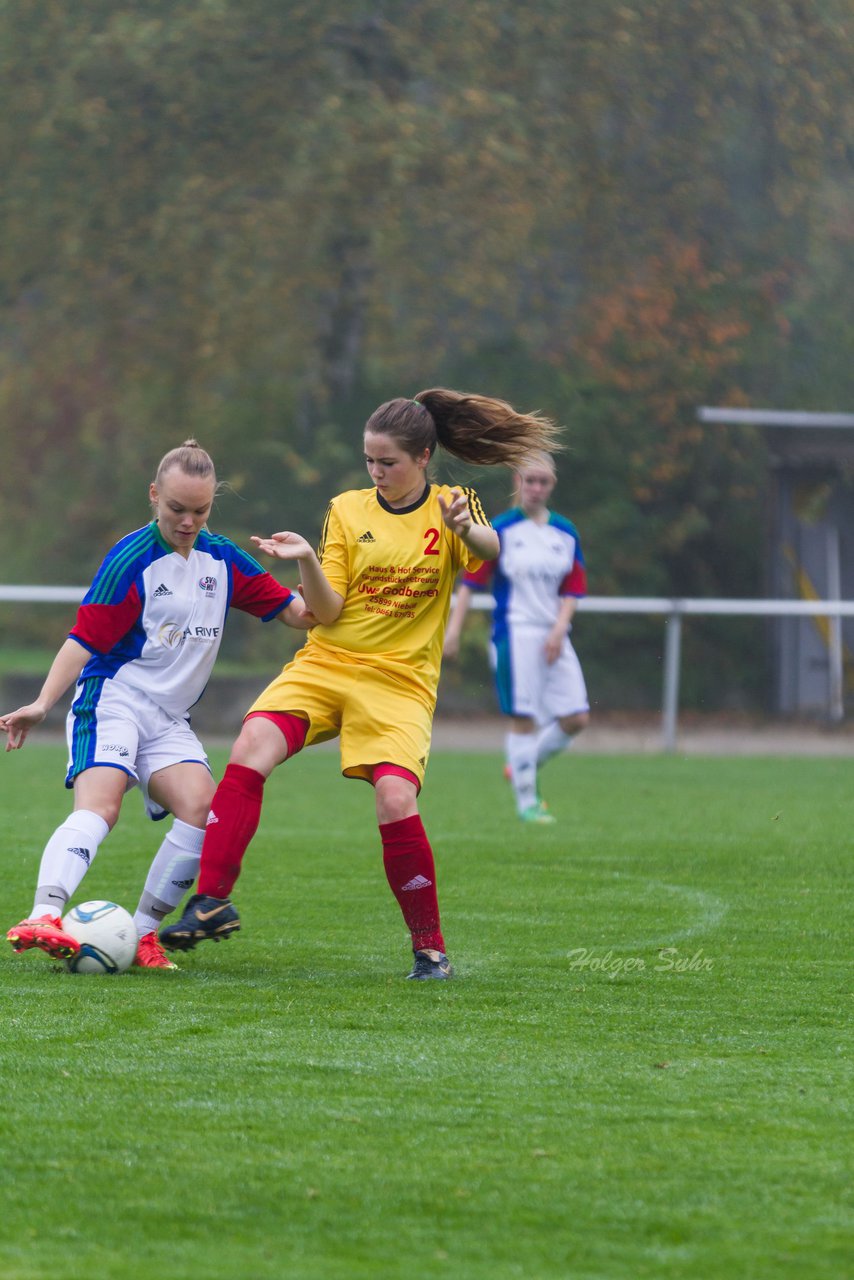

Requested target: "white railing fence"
[
  {"left": 2, "top": 586, "right": 853, "bottom": 752},
  {"left": 464, "top": 594, "right": 854, "bottom": 750}
]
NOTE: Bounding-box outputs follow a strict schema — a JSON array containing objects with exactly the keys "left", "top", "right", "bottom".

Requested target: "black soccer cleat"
[
  {"left": 158, "top": 894, "right": 241, "bottom": 952},
  {"left": 406, "top": 948, "right": 453, "bottom": 980}
]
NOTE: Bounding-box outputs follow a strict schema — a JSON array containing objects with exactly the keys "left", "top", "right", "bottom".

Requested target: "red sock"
[
  {"left": 379, "top": 814, "right": 445, "bottom": 953},
  {"left": 197, "top": 763, "right": 266, "bottom": 898}
]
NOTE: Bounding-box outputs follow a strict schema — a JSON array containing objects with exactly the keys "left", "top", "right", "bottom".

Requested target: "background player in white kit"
[
  {"left": 2, "top": 440, "right": 309, "bottom": 967},
  {"left": 444, "top": 452, "right": 589, "bottom": 823}
]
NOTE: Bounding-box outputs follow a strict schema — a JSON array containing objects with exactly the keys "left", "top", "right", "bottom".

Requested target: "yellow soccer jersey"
[{"left": 306, "top": 482, "right": 491, "bottom": 704}]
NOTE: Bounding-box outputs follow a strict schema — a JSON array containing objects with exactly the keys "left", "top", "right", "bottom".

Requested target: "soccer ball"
[{"left": 62, "top": 900, "right": 138, "bottom": 974}]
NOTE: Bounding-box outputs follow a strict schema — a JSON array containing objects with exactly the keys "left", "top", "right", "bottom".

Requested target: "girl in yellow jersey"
[{"left": 161, "top": 389, "right": 562, "bottom": 979}]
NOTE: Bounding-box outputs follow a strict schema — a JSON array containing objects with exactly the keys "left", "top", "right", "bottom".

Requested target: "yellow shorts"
[{"left": 248, "top": 647, "right": 434, "bottom": 786}]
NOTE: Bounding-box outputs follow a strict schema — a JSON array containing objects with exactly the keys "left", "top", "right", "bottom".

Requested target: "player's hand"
[
  {"left": 544, "top": 629, "right": 564, "bottom": 665},
  {"left": 0, "top": 704, "right": 47, "bottom": 751},
  {"left": 437, "top": 488, "right": 471, "bottom": 538},
  {"left": 251, "top": 532, "right": 315, "bottom": 562},
  {"left": 443, "top": 629, "right": 461, "bottom": 660}
]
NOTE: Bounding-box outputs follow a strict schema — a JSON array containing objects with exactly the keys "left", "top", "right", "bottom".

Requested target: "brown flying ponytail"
[{"left": 364, "top": 389, "right": 562, "bottom": 467}]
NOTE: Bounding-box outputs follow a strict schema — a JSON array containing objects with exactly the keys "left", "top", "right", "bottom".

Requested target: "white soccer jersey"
[
  {"left": 463, "top": 508, "right": 589, "bottom": 722},
  {"left": 464, "top": 508, "right": 587, "bottom": 634},
  {"left": 68, "top": 523, "right": 293, "bottom": 720}
]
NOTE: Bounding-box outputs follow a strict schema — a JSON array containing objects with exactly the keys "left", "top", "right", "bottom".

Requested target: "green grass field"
[{"left": 0, "top": 744, "right": 850, "bottom": 1279}]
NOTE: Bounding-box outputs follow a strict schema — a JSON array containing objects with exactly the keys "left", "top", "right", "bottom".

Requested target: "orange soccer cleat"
[
  {"left": 6, "top": 914, "right": 81, "bottom": 960},
  {"left": 133, "top": 930, "right": 178, "bottom": 970}
]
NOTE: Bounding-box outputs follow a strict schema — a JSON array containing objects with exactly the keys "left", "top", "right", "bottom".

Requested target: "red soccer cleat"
[
  {"left": 6, "top": 914, "right": 81, "bottom": 960},
  {"left": 133, "top": 930, "right": 178, "bottom": 970}
]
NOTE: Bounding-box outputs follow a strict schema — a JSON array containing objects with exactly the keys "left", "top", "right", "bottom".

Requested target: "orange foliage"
[{"left": 576, "top": 237, "right": 754, "bottom": 413}]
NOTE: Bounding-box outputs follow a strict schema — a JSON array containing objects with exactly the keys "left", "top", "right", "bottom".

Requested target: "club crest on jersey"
[
  {"left": 157, "top": 621, "right": 186, "bottom": 649},
  {"left": 198, "top": 575, "right": 218, "bottom": 596}
]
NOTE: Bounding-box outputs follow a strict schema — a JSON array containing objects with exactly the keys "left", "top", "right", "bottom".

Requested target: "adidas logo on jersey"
[
  {"left": 153, "top": 583, "right": 173, "bottom": 597},
  {"left": 400, "top": 874, "right": 432, "bottom": 891},
  {"left": 357, "top": 531, "right": 376, "bottom": 543}
]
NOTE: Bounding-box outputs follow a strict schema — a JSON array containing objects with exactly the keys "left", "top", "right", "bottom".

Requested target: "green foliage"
[
  {"left": 1, "top": 746, "right": 850, "bottom": 1278},
  {"left": 0, "top": 0, "right": 850, "bottom": 706}
]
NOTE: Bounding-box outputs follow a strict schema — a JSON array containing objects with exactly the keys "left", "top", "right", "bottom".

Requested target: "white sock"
[
  {"left": 506, "top": 733, "right": 539, "bottom": 814},
  {"left": 536, "top": 722, "right": 573, "bottom": 767},
  {"left": 132, "top": 818, "right": 205, "bottom": 937},
  {"left": 32, "top": 810, "right": 111, "bottom": 917}
]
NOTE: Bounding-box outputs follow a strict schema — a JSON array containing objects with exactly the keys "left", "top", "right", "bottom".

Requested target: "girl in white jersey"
[
  {"left": 2, "top": 441, "right": 309, "bottom": 967},
  {"left": 444, "top": 453, "right": 589, "bottom": 823}
]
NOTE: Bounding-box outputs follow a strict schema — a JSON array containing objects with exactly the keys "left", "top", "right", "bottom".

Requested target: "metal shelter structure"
[{"left": 697, "top": 407, "right": 854, "bottom": 719}]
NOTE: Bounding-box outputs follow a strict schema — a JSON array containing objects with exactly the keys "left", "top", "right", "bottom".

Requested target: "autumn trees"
[{"left": 0, "top": 1, "right": 850, "bottom": 703}]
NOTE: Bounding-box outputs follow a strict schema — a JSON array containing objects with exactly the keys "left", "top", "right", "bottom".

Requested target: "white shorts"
[
  {"left": 65, "top": 677, "right": 210, "bottom": 820},
  {"left": 491, "top": 625, "right": 589, "bottom": 725}
]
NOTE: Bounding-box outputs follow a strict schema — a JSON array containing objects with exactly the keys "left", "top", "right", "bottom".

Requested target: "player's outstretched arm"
[
  {"left": 251, "top": 533, "right": 344, "bottom": 626},
  {"left": 0, "top": 638, "right": 90, "bottom": 751}
]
